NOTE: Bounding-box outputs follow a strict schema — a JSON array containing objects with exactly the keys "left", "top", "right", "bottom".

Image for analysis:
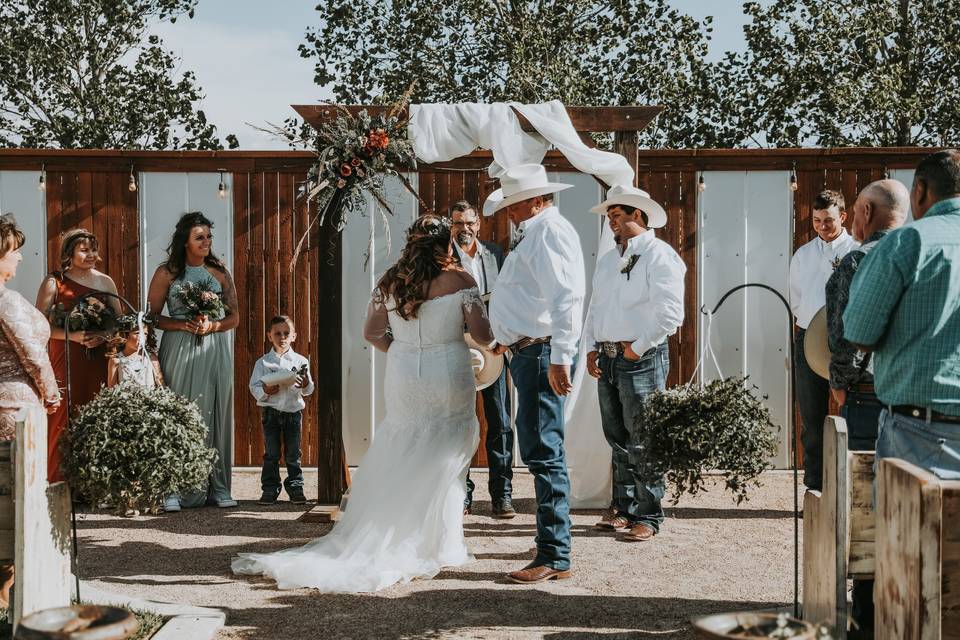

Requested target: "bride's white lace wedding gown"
[{"left": 232, "top": 287, "right": 492, "bottom": 592}]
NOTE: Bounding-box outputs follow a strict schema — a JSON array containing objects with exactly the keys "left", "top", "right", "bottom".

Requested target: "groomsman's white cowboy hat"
[
  {"left": 482, "top": 164, "right": 573, "bottom": 217},
  {"left": 590, "top": 184, "right": 668, "bottom": 229},
  {"left": 803, "top": 305, "right": 831, "bottom": 380}
]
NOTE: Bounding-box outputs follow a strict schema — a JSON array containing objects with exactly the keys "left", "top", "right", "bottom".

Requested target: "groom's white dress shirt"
[
  {"left": 489, "top": 206, "right": 585, "bottom": 365},
  {"left": 789, "top": 228, "right": 858, "bottom": 329},
  {"left": 583, "top": 230, "right": 686, "bottom": 356}
]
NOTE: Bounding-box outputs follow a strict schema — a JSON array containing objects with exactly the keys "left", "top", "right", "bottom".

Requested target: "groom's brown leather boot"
[{"left": 508, "top": 563, "right": 571, "bottom": 584}]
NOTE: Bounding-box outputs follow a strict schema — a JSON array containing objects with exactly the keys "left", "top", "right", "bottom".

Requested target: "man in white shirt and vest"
[
  {"left": 789, "top": 189, "right": 858, "bottom": 491},
  {"left": 583, "top": 185, "right": 686, "bottom": 542},
  {"left": 448, "top": 199, "right": 515, "bottom": 519},
  {"left": 487, "top": 164, "right": 586, "bottom": 584}
]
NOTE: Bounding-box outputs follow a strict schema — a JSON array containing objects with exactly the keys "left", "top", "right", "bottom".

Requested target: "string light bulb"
[
  {"left": 128, "top": 164, "right": 137, "bottom": 192},
  {"left": 217, "top": 170, "right": 228, "bottom": 200},
  {"left": 789, "top": 163, "right": 798, "bottom": 191},
  {"left": 38, "top": 164, "right": 46, "bottom": 191},
  {"left": 697, "top": 174, "right": 706, "bottom": 193}
]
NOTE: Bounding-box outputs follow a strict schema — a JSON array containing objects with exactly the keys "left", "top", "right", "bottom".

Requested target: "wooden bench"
[
  {"left": 802, "top": 416, "right": 876, "bottom": 637},
  {"left": 875, "top": 458, "right": 960, "bottom": 640},
  {"left": 0, "top": 406, "right": 72, "bottom": 630}
]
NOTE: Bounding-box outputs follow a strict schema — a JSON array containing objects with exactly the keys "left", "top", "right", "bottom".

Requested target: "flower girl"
[{"left": 107, "top": 313, "right": 164, "bottom": 389}]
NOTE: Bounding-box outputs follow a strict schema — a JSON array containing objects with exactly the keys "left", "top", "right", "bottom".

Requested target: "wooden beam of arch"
[{"left": 292, "top": 104, "right": 664, "bottom": 133}]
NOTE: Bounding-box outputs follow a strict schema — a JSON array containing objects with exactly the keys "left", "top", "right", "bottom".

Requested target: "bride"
[{"left": 232, "top": 214, "right": 494, "bottom": 592}]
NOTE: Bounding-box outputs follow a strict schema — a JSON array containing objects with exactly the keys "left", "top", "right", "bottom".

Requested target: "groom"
[{"left": 488, "top": 164, "right": 586, "bottom": 583}]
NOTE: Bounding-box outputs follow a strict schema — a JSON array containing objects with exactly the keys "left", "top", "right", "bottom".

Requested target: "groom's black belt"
[{"left": 508, "top": 336, "right": 551, "bottom": 354}]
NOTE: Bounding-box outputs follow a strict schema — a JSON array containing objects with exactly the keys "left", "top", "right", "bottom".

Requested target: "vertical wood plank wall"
[
  {"left": 44, "top": 171, "right": 140, "bottom": 306},
  {"left": 21, "top": 150, "right": 930, "bottom": 468}
]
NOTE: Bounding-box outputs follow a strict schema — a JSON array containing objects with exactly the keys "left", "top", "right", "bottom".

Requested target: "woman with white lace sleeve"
[{"left": 235, "top": 215, "right": 493, "bottom": 593}]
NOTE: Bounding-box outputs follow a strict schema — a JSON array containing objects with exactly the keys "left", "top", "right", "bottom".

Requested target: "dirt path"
[{"left": 77, "top": 469, "right": 799, "bottom": 639}]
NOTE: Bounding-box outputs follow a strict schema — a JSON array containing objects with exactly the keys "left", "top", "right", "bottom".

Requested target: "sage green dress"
[{"left": 160, "top": 264, "right": 234, "bottom": 507}]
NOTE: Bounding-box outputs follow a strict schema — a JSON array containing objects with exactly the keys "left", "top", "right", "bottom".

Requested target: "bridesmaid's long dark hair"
[
  {"left": 375, "top": 215, "right": 454, "bottom": 320},
  {"left": 163, "top": 212, "right": 227, "bottom": 278}
]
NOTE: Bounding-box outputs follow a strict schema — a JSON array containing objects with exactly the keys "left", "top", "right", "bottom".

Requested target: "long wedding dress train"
[{"left": 232, "top": 288, "right": 489, "bottom": 592}]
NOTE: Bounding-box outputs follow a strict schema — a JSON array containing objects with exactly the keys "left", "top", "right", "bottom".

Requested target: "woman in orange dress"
[{"left": 36, "top": 229, "right": 121, "bottom": 483}]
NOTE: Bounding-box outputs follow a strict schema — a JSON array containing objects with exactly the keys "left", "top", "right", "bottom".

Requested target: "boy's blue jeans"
[{"left": 261, "top": 407, "right": 304, "bottom": 495}]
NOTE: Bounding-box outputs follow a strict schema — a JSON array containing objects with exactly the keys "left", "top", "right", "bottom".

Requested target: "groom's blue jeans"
[{"left": 508, "top": 342, "right": 572, "bottom": 571}]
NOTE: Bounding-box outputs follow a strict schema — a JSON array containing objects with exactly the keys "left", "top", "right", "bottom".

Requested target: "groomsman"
[
  {"left": 488, "top": 164, "right": 585, "bottom": 584},
  {"left": 789, "top": 190, "right": 858, "bottom": 491},
  {"left": 449, "top": 200, "right": 515, "bottom": 519},
  {"left": 583, "top": 185, "right": 685, "bottom": 542}
]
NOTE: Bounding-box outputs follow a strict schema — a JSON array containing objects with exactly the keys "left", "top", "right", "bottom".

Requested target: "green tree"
[
  {"left": 0, "top": 0, "right": 237, "bottom": 149},
  {"left": 297, "top": 0, "right": 741, "bottom": 148},
  {"left": 730, "top": 0, "right": 960, "bottom": 147}
]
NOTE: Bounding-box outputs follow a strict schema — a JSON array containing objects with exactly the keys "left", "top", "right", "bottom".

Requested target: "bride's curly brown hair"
[{"left": 375, "top": 215, "right": 455, "bottom": 320}]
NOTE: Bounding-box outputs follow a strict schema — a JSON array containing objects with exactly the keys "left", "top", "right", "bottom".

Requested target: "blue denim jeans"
[
  {"left": 840, "top": 390, "right": 883, "bottom": 451},
  {"left": 260, "top": 407, "right": 304, "bottom": 495},
  {"left": 875, "top": 408, "right": 960, "bottom": 481},
  {"left": 508, "top": 342, "right": 572, "bottom": 570},
  {"left": 597, "top": 342, "right": 668, "bottom": 531},
  {"left": 465, "top": 366, "right": 513, "bottom": 507},
  {"left": 795, "top": 329, "right": 830, "bottom": 491}
]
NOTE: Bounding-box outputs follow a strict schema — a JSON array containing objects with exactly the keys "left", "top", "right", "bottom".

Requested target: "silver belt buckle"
[{"left": 600, "top": 342, "right": 619, "bottom": 358}]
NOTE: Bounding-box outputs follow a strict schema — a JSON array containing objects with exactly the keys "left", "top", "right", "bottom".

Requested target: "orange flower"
[{"left": 340, "top": 163, "right": 352, "bottom": 177}]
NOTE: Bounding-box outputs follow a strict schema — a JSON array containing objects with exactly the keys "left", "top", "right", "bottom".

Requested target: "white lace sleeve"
[
  {"left": 363, "top": 291, "right": 393, "bottom": 353},
  {"left": 462, "top": 287, "right": 494, "bottom": 346}
]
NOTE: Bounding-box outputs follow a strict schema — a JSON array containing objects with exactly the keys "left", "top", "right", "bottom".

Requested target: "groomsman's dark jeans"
[
  {"left": 260, "top": 407, "right": 304, "bottom": 495},
  {"left": 465, "top": 367, "right": 513, "bottom": 508},
  {"left": 598, "top": 342, "right": 668, "bottom": 531},
  {"left": 795, "top": 329, "right": 830, "bottom": 491},
  {"left": 508, "top": 342, "right": 572, "bottom": 571}
]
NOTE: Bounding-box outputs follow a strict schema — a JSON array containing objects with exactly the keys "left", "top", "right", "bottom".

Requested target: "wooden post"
[
  {"left": 12, "top": 406, "right": 71, "bottom": 629},
  {"left": 304, "top": 212, "right": 351, "bottom": 522}
]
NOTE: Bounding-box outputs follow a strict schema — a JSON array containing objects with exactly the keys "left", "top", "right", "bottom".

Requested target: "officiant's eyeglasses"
[{"left": 451, "top": 220, "right": 479, "bottom": 228}]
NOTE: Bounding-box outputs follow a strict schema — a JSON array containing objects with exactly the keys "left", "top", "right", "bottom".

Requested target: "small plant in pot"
[
  {"left": 634, "top": 376, "right": 780, "bottom": 504},
  {"left": 63, "top": 385, "right": 218, "bottom": 515}
]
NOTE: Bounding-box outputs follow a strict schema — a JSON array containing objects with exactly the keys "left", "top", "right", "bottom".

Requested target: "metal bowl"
[
  {"left": 15, "top": 605, "right": 140, "bottom": 640},
  {"left": 691, "top": 611, "right": 817, "bottom": 639}
]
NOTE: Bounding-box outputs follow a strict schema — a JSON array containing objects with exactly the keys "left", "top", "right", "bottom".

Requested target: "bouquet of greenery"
[
  {"left": 63, "top": 384, "right": 218, "bottom": 515},
  {"left": 173, "top": 279, "right": 225, "bottom": 346},
  {"left": 634, "top": 376, "right": 780, "bottom": 504}
]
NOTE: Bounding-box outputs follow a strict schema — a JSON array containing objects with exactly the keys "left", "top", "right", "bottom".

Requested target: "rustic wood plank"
[
  {"left": 679, "top": 170, "right": 698, "bottom": 386},
  {"left": 942, "top": 487, "right": 960, "bottom": 640},
  {"left": 231, "top": 172, "right": 252, "bottom": 467},
  {"left": 292, "top": 172, "right": 316, "bottom": 466},
  {"left": 434, "top": 170, "right": 450, "bottom": 216},
  {"left": 13, "top": 408, "right": 72, "bottom": 627},
  {"left": 802, "top": 488, "right": 835, "bottom": 626},
  {"left": 418, "top": 171, "right": 435, "bottom": 216},
  {"left": 292, "top": 104, "right": 664, "bottom": 133},
  {"left": 121, "top": 170, "right": 141, "bottom": 306},
  {"left": 848, "top": 451, "right": 876, "bottom": 576},
  {"left": 828, "top": 416, "right": 849, "bottom": 635},
  {"left": 0, "top": 529, "right": 13, "bottom": 564}
]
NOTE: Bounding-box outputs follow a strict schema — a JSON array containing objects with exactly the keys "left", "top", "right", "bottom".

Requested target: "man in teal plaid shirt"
[{"left": 844, "top": 149, "right": 960, "bottom": 483}]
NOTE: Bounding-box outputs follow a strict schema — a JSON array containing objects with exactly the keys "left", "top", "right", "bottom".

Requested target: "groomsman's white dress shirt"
[
  {"left": 789, "top": 229, "right": 858, "bottom": 329},
  {"left": 249, "top": 348, "right": 315, "bottom": 413},
  {"left": 489, "top": 206, "right": 586, "bottom": 365},
  {"left": 454, "top": 242, "right": 490, "bottom": 294},
  {"left": 583, "top": 230, "right": 686, "bottom": 356}
]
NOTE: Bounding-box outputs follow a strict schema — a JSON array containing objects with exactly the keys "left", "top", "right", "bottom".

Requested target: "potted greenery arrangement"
[
  {"left": 634, "top": 376, "right": 780, "bottom": 504},
  {"left": 63, "top": 385, "right": 218, "bottom": 516}
]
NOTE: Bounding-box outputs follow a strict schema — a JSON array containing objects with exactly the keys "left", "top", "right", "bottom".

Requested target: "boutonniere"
[
  {"left": 830, "top": 256, "right": 842, "bottom": 270},
  {"left": 620, "top": 254, "right": 640, "bottom": 279}
]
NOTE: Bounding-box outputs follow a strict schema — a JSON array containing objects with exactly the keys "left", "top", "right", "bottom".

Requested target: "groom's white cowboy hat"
[
  {"left": 590, "top": 184, "right": 668, "bottom": 229},
  {"left": 464, "top": 333, "right": 504, "bottom": 390},
  {"left": 482, "top": 164, "right": 573, "bottom": 217}
]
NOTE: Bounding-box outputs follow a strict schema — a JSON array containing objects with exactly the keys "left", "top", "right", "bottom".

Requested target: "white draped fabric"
[{"left": 409, "top": 102, "right": 626, "bottom": 507}]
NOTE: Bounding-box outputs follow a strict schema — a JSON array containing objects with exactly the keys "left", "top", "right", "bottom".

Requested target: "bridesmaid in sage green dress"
[{"left": 147, "top": 212, "right": 240, "bottom": 510}]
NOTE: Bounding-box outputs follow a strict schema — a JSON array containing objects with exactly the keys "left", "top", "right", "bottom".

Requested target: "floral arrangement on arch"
[{"left": 290, "top": 86, "right": 427, "bottom": 269}]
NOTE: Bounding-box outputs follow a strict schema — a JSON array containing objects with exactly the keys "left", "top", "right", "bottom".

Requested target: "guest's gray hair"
[{"left": 861, "top": 179, "right": 910, "bottom": 220}]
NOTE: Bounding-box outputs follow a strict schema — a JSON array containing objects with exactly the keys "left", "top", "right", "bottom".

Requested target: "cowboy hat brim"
[
  {"left": 464, "top": 332, "right": 504, "bottom": 390},
  {"left": 803, "top": 306, "right": 831, "bottom": 381},
  {"left": 590, "top": 194, "right": 668, "bottom": 229},
  {"left": 482, "top": 182, "right": 574, "bottom": 217}
]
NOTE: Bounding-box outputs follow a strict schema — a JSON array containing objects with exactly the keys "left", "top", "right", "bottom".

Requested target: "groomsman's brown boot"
[
  {"left": 595, "top": 510, "right": 631, "bottom": 530},
  {"left": 623, "top": 522, "right": 656, "bottom": 542},
  {"left": 508, "top": 563, "right": 571, "bottom": 584}
]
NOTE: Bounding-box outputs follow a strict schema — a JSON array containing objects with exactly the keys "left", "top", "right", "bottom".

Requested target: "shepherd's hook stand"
[{"left": 702, "top": 283, "right": 799, "bottom": 618}]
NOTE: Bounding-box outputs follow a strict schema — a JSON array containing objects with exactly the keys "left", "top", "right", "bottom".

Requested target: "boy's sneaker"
[
  {"left": 257, "top": 492, "right": 279, "bottom": 505},
  {"left": 288, "top": 489, "right": 307, "bottom": 504}
]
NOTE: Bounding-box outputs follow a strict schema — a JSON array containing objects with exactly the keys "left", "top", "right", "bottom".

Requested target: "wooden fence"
[{"left": 0, "top": 147, "right": 939, "bottom": 469}]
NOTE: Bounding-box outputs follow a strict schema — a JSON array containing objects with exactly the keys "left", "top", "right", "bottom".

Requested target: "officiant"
[{"left": 449, "top": 200, "right": 515, "bottom": 519}]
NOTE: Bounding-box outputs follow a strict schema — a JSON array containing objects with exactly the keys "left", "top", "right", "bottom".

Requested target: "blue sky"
[{"left": 156, "top": 1, "right": 769, "bottom": 149}]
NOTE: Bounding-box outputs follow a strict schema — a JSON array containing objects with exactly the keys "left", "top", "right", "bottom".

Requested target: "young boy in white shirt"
[{"left": 249, "top": 315, "right": 314, "bottom": 505}]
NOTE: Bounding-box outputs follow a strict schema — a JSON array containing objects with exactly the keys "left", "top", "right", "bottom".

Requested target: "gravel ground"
[{"left": 76, "top": 469, "right": 800, "bottom": 640}]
